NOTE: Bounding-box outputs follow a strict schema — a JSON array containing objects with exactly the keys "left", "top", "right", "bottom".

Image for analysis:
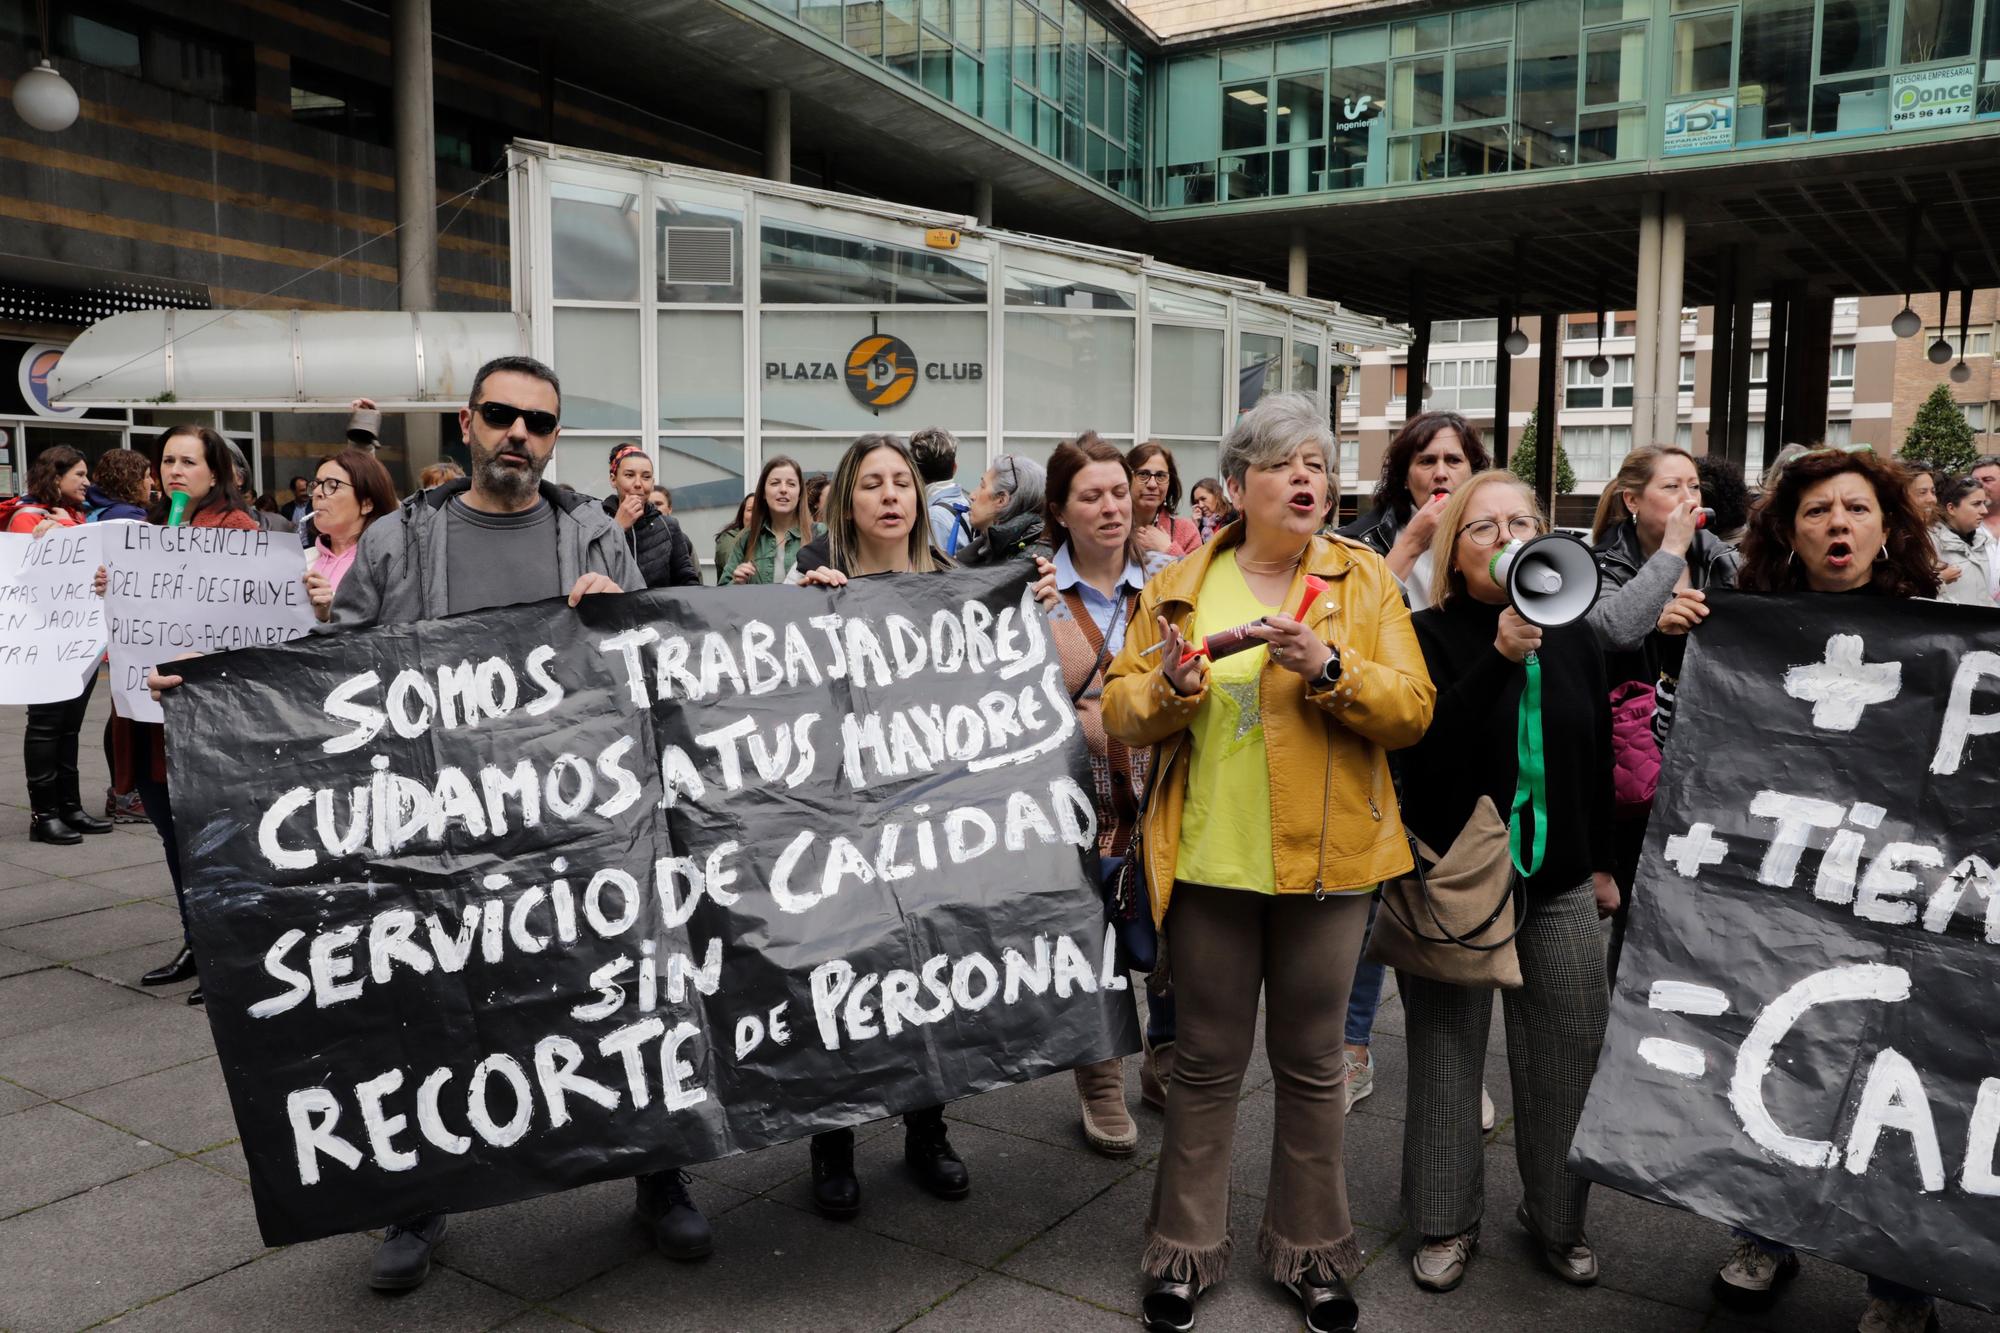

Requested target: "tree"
[
  {"left": 1900, "top": 383, "right": 1979, "bottom": 473},
  {"left": 1507, "top": 406, "right": 1576, "bottom": 494}
]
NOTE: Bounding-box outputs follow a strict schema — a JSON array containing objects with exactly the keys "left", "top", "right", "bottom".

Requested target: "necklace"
[{"left": 1237, "top": 545, "right": 1308, "bottom": 576}]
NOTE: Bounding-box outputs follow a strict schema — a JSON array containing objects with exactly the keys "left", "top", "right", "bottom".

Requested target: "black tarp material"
[
  {"left": 166, "top": 565, "right": 1138, "bottom": 1245},
  {"left": 1570, "top": 592, "right": 2000, "bottom": 1310}
]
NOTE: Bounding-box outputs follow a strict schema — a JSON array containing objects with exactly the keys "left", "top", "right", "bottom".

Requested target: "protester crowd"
[{"left": 10, "top": 351, "right": 1998, "bottom": 1333}]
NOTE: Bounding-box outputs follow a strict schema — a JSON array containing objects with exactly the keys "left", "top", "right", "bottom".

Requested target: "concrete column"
[
  {"left": 972, "top": 179, "right": 993, "bottom": 227},
  {"left": 393, "top": 0, "right": 438, "bottom": 464},
  {"left": 764, "top": 89, "right": 792, "bottom": 183},
  {"left": 1764, "top": 291, "right": 1791, "bottom": 449},
  {"left": 1535, "top": 312, "right": 1561, "bottom": 512},
  {"left": 1631, "top": 194, "right": 1663, "bottom": 450},
  {"left": 1785, "top": 295, "right": 1833, "bottom": 445},
  {"left": 1708, "top": 252, "right": 1737, "bottom": 457},
  {"left": 1492, "top": 298, "right": 1513, "bottom": 467},
  {"left": 1287, "top": 228, "right": 1308, "bottom": 298},
  {"left": 1651, "top": 201, "right": 1687, "bottom": 445},
  {"left": 1727, "top": 272, "right": 1756, "bottom": 466}
]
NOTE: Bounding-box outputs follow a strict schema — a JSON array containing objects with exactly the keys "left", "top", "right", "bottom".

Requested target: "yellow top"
[{"left": 1175, "top": 549, "right": 1290, "bottom": 894}]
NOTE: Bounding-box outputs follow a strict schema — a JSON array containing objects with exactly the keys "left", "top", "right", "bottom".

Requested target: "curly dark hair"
[
  {"left": 92, "top": 447, "right": 152, "bottom": 507},
  {"left": 1694, "top": 453, "right": 1751, "bottom": 535},
  {"left": 1737, "top": 449, "right": 1939, "bottom": 599},
  {"left": 1370, "top": 411, "right": 1490, "bottom": 523}
]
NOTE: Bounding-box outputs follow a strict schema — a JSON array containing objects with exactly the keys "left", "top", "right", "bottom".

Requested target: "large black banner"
[
  {"left": 1571, "top": 593, "right": 2000, "bottom": 1309},
  {"left": 166, "top": 566, "right": 1138, "bottom": 1245}
]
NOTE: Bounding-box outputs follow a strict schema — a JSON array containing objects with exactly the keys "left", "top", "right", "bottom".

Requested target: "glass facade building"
[
  {"left": 512, "top": 143, "right": 1396, "bottom": 567},
  {"left": 732, "top": 0, "right": 2000, "bottom": 209}
]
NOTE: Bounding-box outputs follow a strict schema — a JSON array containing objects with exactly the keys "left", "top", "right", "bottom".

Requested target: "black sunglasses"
[{"left": 473, "top": 400, "right": 559, "bottom": 437}]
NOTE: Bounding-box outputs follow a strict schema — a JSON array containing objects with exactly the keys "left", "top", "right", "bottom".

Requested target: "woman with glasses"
[
  {"left": 1127, "top": 440, "right": 1201, "bottom": 560},
  {"left": 1586, "top": 445, "right": 1739, "bottom": 980},
  {"left": 303, "top": 449, "right": 401, "bottom": 622},
  {"left": 1104, "top": 394, "right": 1433, "bottom": 1333},
  {"left": 1397, "top": 469, "right": 1617, "bottom": 1296},
  {"left": 1709, "top": 447, "right": 1943, "bottom": 1333},
  {"left": 956, "top": 452, "right": 1047, "bottom": 566}
]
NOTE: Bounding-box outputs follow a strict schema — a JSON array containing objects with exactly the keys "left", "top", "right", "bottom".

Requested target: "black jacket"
[
  {"left": 1336, "top": 502, "right": 1404, "bottom": 558},
  {"left": 1592, "top": 519, "right": 1741, "bottom": 688},
  {"left": 1399, "top": 595, "right": 1615, "bottom": 896},
  {"left": 602, "top": 495, "right": 700, "bottom": 588},
  {"left": 956, "top": 512, "right": 1046, "bottom": 567}
]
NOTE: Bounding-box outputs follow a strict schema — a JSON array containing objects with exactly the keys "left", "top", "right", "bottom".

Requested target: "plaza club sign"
[{"left": 766, "top": 332, "right": 984, "bottom": 410}]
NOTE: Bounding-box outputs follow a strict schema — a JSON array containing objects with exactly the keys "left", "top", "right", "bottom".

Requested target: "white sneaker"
[
  {"left": 1343, "top": 1050, "right": 1374, "bottom": 1112},
  {"left": 1480, "top": 1084, "right": 1495, "bottom": 1132}
]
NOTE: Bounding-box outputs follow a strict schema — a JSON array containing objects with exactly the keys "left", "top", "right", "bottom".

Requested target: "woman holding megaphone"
[
  {"left": 93, "top": 426, "right": 259, "bottom": 1004},
  {"left": 1394, "top": 469, "right": 1617, "bottom": 1296}
]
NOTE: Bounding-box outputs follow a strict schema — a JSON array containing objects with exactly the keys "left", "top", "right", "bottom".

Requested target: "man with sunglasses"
[{"left": 321, "top": 358, "right": 718, "bottom": 1290}]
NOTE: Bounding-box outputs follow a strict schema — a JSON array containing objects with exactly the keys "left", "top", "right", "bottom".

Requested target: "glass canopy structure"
[{"left": 510, "top": 141, "right": 1405, "bottom": 563}]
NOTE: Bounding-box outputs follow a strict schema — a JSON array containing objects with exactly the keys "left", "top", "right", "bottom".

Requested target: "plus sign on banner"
[{"left": 1569, "top": 593, "right": 2000, "bottom": 1311}]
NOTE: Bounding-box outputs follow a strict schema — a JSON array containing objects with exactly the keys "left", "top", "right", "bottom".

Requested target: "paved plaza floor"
[{"left": 3, "top": 687, "right": 1995, "bottom": 1332}]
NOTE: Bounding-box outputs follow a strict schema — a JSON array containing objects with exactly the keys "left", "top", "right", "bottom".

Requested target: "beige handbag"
[{"left": 1366, "top": 795, "right": 1524, "bottom": 990}]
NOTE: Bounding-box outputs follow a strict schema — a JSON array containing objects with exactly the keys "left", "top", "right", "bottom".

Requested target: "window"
[
  {"left": 1564, "top": 354, "right": 1634, "bottom": 408},
  {"left": 1829, "top": 345, "right": 1856, "bottom": 387},
  {"left": 1675, "top": 423, "right": 1694, "bottom": 447},
  {"left": 1338, "top": 439, "right": 1361, "bottom": 479},
  {"left": 760, "top": 221, "right": 987, "bottom": 304},
  {"left": 1560, "top": 424, "right": 1632, "bottom": 482},
  {"left": 1962, "top": 402, "right": 1991, "bottom": 433},
  {"left": 1426, "top": 358, "right": 1496, "bottom": 410},
  {"left": 291, "top": 61, "right": 390, "bottom": 146},
  {"left": 1568, "top": 316, "right": 1638, "bottom": 340},
  {"left": 1429, "top": 318, "right": 1499, "bottom": 343},
  {"left": 57, "top": 7, "right": 249, "bottom": 105},
  {"left": 1823, "top": 419, "right": 1853, "bottom": 446},
  {"left": 1926, "top": 328, "right": 1993, "bottom": 359},
  {"left": 1748, "top": 348, "right": 1769, "bottom": 383},
  {"left": 1679, "top": 353, "right": 1697, "bottom": 390}
]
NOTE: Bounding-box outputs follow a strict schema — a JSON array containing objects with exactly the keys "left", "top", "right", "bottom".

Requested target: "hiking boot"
[
  {"left": 634, "top": 1170, "right": 712, "bottom": 1260},
  {"left": 1141, "top": 1040, "right": 1175, "bottom": 1111},
  {"left": 1714, "top": 1238, "right": 1801, "bottom": 1306},
  {"left": 1342, "top": 1049, "right": 1374, "bottom": 1113},
  {"left": 1074, "top": 1057, "right": 1137, "bottom": 1155},
  {"left": 1518, "top": 1203, "right": 1598, "bottom": 1285},
  {"left": 1411, "top": 1226, "right": 1478, "bottom": 1292},
  {"left": 904, "top": 1118, "right": 970, "bottom": 1200},
  {"left": 1858, "top": 1296, "right": 1941, "bottom": 1333},
  {"left": 369, "top": 1213, "right": 447, "bottom": 1292}
]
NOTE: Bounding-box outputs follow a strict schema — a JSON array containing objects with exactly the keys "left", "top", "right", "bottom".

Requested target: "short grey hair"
[
  {"left": 990, "top": 453, "right": 1046, "bottom": 526},
  {"left": 1219, "top": 392, "right": 1335, "bottom": 492}
]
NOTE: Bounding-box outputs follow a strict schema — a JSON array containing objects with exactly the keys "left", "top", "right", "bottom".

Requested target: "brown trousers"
[{"left": 1143, "top": 881, "right": 1372, "bottom": 1286}]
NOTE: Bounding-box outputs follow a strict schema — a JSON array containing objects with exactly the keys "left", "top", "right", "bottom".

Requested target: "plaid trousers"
[{"left": 1396, "top": 879, "right": 1609, "bottom": 1244}]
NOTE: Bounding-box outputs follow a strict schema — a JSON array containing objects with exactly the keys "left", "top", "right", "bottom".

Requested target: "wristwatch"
[{"left": 1314, "top": 646, "right": 1343, "bottom": 691}]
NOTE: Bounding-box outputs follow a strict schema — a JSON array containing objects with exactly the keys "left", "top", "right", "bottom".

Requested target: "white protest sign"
[
  {"left": 0, "top": 525, "right": 109, "bottom": 704},
  {"left": 103, "top": 524, "right": 314, "bottom": 723}
]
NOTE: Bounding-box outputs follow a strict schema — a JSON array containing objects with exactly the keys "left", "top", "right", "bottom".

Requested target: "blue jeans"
[
  {"left": 1732, "top": 1230, "right": 1932, "bottom": 1305},
  {"left": 1345, "top": 898, "right": 1386, "bottom": 1047}
]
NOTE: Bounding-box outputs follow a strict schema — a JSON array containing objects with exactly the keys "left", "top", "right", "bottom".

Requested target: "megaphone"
[{"left": 1487, "top": 532, "right": 1600, "bottom": 629}]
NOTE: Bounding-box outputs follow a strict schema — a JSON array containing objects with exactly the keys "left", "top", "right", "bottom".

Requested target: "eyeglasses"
[
  {"left": 1134, "top": 469, "right": 1172, "bottom": 484},
  {"left": 1457, "top": 515, "right": 1547, "bottom": 547},
  {"left": 309, "top": 477, "right": 352, "bottom": 496},
  {"left": 473, "top": 400, "right": 559, "bottom": 437}
]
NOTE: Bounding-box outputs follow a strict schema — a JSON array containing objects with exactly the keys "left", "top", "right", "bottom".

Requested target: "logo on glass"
[{"left": 845, "top": 334, "right": 918, "bottom": 409}]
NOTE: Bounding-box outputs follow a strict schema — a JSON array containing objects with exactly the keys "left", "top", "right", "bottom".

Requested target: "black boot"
[
  {"left": 185, "top": 984, "right": 203, "bottom": 1006},
  {"left": 143, "top": 947, "right": 198, "bottom": 986},
  {"left": 810, "top": 1129, "right": 861, "bottom": 1220},
  {"left": 634, "top": 1170, "right": 712, "bottom": 1260},
  {"left": 30, "top": 813, "right": 81, "bottom": 845},
  {"left": 903, "top": 1115, "right": 970, "bottom": 1200},
  {"left": 369, "top": 1213, "right": 447, "bottom": 1291},
  {"left": 56, "top": 762, "right": 111, "bottom": 834}
]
